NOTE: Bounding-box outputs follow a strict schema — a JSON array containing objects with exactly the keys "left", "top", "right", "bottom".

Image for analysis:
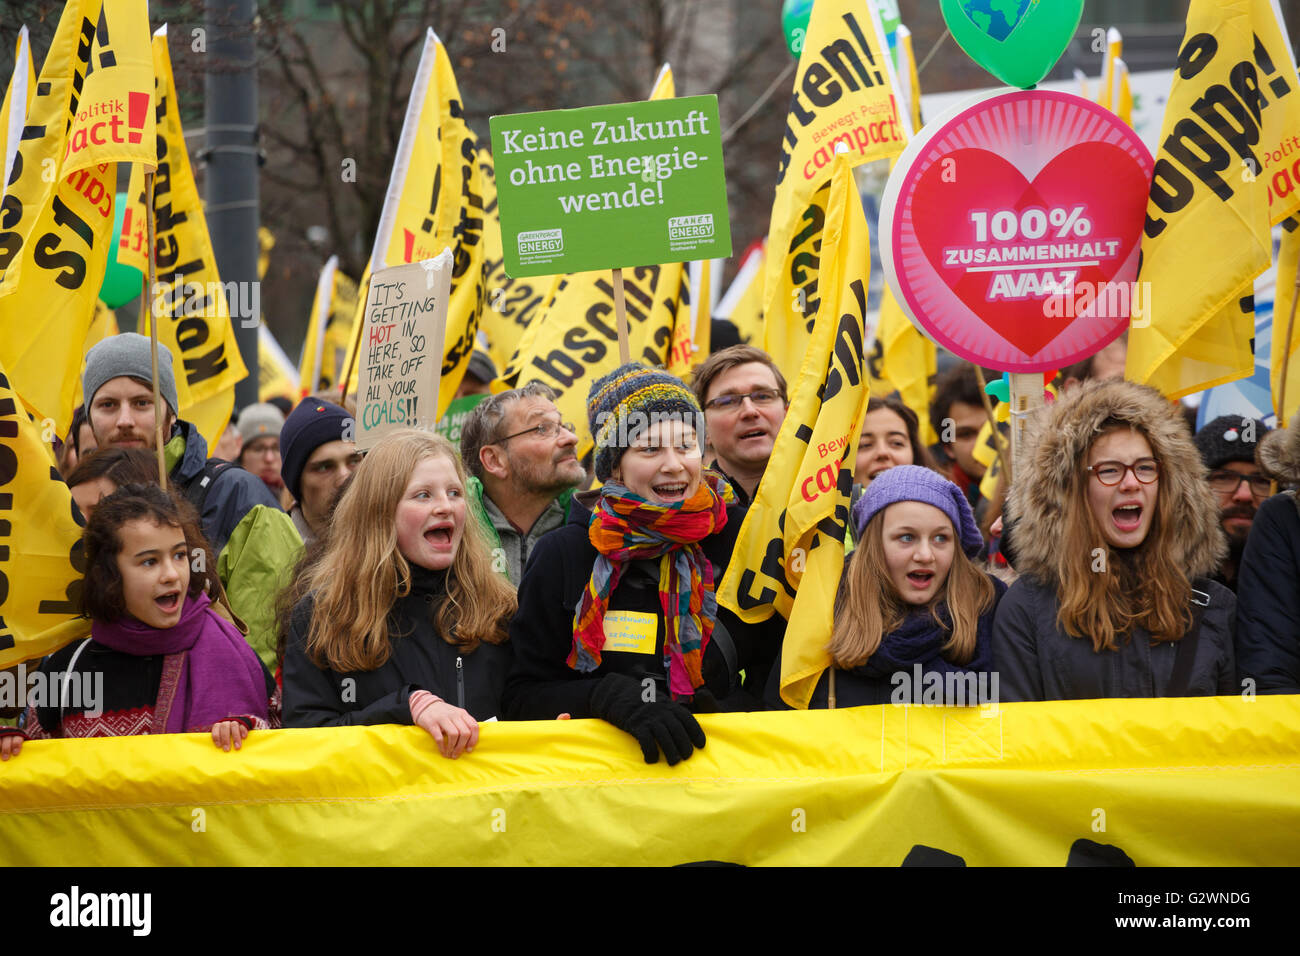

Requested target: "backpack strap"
[
  {"left": 179, "top": 458, "right": 235, "bottom": 515},
  {"left": 1167, "top": 583, "right": 1211, "bottom": 697}
]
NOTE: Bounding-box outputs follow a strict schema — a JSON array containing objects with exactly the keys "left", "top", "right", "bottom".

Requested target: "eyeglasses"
[
  {"left": 1087, "top": 458, "right": 1160, "bottom": 486},
  {"left": 703, "top": 388, "right": 782, "bottom": 412},
  {"left": 1207, "top": 470, "right": 1272, "bottom": 499},
  {"left": 493, "top": 420, "right": 576, "bottom": 443}
]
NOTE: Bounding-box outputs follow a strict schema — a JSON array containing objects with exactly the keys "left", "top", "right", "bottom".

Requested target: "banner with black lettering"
[
  {"left": 0, "top": 0, "right": 115, "bottom": 439},
  {"left": 1, "top": 25, "right": 36, "bottom": 202},
  {"left": 1127, "top": 0, "right": 1300, "bottom": 397},
  {"left": 719, "top": 154, "right": 877, "bottom": 709},
  {"left": 761, "top": 0, "right": 908, "bottom": 382}
]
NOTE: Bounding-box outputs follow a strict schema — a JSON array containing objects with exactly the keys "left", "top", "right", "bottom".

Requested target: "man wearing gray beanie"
[{"left": 81, "top": 334, "right": 300, "bottom": 671}]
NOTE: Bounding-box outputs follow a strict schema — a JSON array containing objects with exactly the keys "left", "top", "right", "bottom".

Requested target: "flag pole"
[
  {"left": 612, "top": 268, "right": 630, "bottom": 364},
  {"left": 1279, "top": 260, "right": 1300, "bottom": 429},
  {"left": 970, "top": 364, "right": 1011, "bottom": 481},
  {"left": 1008, "top": 372, "right": 1044, "bottom": 470},
  {"left": 142, "top": 171, "right": 166, "bottom": 485}
]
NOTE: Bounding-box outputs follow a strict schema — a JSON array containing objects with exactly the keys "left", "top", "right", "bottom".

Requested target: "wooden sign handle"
[
  {"left": 1008, "top": 372, "right": 1044, "bottom": 471},
  {"left": 612, "top": 267, "right": 630, "bottom": 365}
]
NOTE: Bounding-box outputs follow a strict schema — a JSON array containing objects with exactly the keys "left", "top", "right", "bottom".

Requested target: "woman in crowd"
[
  {"left": 853, "top": 396, "right": 934, "bottom": 488},
  {"left": 282, "top": 429, "right": 515, "bottom": 759},
  {"left": 66, "top": 446, "right": 159, "bottom": 521},
  {"left": 992, "top": 380, "right": 1236, "bottom": 700},
  {"left": 503, "top": 364, "right": 785, "bottom": 764},
  {"left": 0, "top": 486, "right": 270, "bottom": 759},
  {"left": 768, "top": 465, "right": 1003, "bottom": 709}
]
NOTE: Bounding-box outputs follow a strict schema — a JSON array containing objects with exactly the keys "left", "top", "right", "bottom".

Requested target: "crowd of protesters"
[{"left": 2, "top": 325, "right": 1297, "bottom": 766}]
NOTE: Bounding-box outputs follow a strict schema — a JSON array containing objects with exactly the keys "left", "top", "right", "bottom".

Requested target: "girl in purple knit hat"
[
  {"left": 0, "top": 486, "right": 270, "bottom": 760},
  {"left": 767, "top": 465, "right": 1005, "bottom": 709}
]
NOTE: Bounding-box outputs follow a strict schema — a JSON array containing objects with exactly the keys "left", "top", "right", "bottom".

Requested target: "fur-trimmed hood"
[
  {"left": 1005, "top": 379, "right": 1226, "bottom": 583},
  {"left": 1258, "top": 424, "right": 1300, "bottom": 483}
]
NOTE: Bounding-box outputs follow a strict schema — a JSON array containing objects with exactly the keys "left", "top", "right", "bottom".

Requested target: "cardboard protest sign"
[
  {"left": 355, "top": 252, "right": 452, "bottom": 451},
  {"left": 490, "top": 95, "right": 731, "bottom": 276},
  {"left": 881, "top": 89, "right": 1153, "bottom": 372}
]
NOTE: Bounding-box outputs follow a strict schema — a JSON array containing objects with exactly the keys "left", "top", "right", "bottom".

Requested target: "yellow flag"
[
  {"left": 61, "top": 0, "right": 155, "bottom": 176},
  {"left": 869, "top": 283, "right": 938, "bottom": 445},
  {"left": 1099, "top": 27, "right": 1122, "bottom": 111},
  {"left": 1, "top": 25, "right": 36, "bottom": 201},
  {"left": 0, "top": 1, "right": 117, "bottom": 439},
  {"left": 1127, "top": 0, "right": 1300, "bottom": 398},
  {"left": 667, "top": 261, "right": 709, "bottom": 379},
  {"left": 507, "top": 64, "right": 683, "bottom": 453},
  {"left": 71, "top": 298, "right": 121, "bottom": 411},
  {"left": 896, "top": 23, "right": 923, "bottom": 132},
  {"left": 478, "top": 144, "right": 557, "bottom": 374},
  {"left": 343, "top": 30, "right": 485, "bottom": 417},
  {"left": 1273, "top": 216, "right": 1300, "bottom": 427},
  {"left": 715, "top": 241, "right": 765, "bottom": 345},
  {"left": 719, "top": 155, "right": 877, "bottom": 709},
  {"left": 258, "top": 323, "right": 300, "bottom": 404},
  {"left": 0, "top": 358, "right": 91, "bottom": 670},
  {"left": 973, "top": 418, "right": 1009, "bottom": 503},
  {"left": 1112, "top": 57, "right": 1133, "bottom": 127},
  {"left": 126, "top": 26, "right": 249, "bottom": 449},
  {"left": 761, "top": 0, "right": 908, "bottom": 381},
  {"left": 258, "top": 227, "right": 275, "bottom": 281}
]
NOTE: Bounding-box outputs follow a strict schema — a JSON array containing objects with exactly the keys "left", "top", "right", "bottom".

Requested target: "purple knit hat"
[{"left": 852, "top": 465, "right": 984, "bottom": 557}]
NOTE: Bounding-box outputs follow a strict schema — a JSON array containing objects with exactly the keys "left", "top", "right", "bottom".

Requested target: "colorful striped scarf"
[{"left": 569, "top": 473, "right": 731, "bottom": 699}]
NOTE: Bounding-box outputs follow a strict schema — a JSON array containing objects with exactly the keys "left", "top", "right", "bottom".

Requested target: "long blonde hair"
[
  {"left": 1055, "top": 422, "right": 1191, "bottom": 651},
  {"left": 828, "top": 509, "right": 995, "bottom": 668},
  {"left": 303, "top": 429, "right": 516, "bottom": 672}
]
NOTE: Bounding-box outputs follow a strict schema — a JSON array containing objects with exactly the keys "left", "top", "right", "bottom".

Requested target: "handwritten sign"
[{"left": 355, "top": 252, "right": 452, "bottom": 450}]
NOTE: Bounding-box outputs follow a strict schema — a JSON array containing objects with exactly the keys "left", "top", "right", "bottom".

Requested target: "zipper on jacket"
[{"left": 456, "top": 656, "right": 465, "bottom": 709}]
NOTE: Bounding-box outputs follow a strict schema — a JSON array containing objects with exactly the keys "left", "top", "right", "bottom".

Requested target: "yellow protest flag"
[
  {"left": 1127, "top": 0, "right": 1300, "bottom": 398},
  {"left": 258, "top": 323, "right": 300, "bottom": 404},
  {"left": 694, "top": 259, "right": 713, "bottom": 358},
  {"left": 0, "top": 0, "right": 117, "bottom": 440},
  {"left": 870, "top": 282, "right": 938, "bottom": 445},
  {"left": 1099, "top": 27, "right": 1122, "bottom": 111},
  {"left": 973, "top": 418, "right": 1009, "bottom": 503},
  {"left": 896, "top": 23, "right": 923, "bottom": 132},
  {"left": 127, "top": 26, "right": 249, "bottom": 448},
  {"left": 61, "top": 0, "right": 155, "bottom": 177},
  {"left": 71, "top": 298, "right": 121, "bottom": 412},
  {"left": 761, "top": 0, "right": 909, "bottom": 382},
  {"left": 1273, "top": 217, "right": 1300, "bottom": 427},
  {"left": 1, "top": 25, "right": 36, "bottom": 201},
  {"left": 343, "top": 30, "right": 485, "bottom": 417},
  {"left": 477, "top": 144, "right": 557, "bottom": 374},
  {"left": 719, "top": 154, "right": 876, "bottom": 709},
  {"left": 667, "top": 261, "right": 710, "bottom": 379},
  {"left": 0, "top": 359, "right": 91, "bottom": 670},
  {"left": 258, "top": 227, "right": 275, "bottom": 281},
  {"left": 715, "top": 241, "right": 765, "bottom": 345},
  {"left": 1113, "top": 57, "right": 1134, "bottom": 127}
]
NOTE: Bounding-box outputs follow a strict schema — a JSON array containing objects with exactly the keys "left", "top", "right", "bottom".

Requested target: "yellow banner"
[
  {"left": 1100, "top": 27, "right": 1122, "bottom": 112},
  {"left": 0, "top": 0, "right": 116, "bottom": 438},
  {"left": 720, "top": 155, "right": 875, "bottom": 708},
  {"left": 1127, "top": 0, "right": 1300, "bottom": 398},
  {"left": 299, "top": 259, "right": 359, "bottom": 395},
  {"left": 71, "top": 298, "right": 122, "bottom": 411},
  {"left": 61, "top": 0, "right": 154, "bottom": 176},
  {"left": 0, "top": 358, "right": 90, "bottom": 671},
  {"left": 1274, "top": 216, "right": 1300, "bottom": 427},
  {"left": 258, "top": 323, "right": 299, "bottom": 405},
  {"left": 478, "top": 144, "right": 557, "bottom": 376},
  {"left": 761, "top": 0, "right": 908, "bottom": 381},
  {"left": 2, "top": 697, "right": 1297, "bottom": 865},
  {"left": 667, "top": 261, "right": 708, "bottom": 379},
  {"left": 869, "top": 282, "right": 938, "bottom": 445},
  {"left": 127, "top": 26, "right": 248, "bottom": 446},
  {"left": 715, "top": 241, "right": 764, "bottom": 346},
  {"left": 343, "top": 30, "right": 485, "bottom": 417},
  {"left": 1, "top": 25, "right": 36, "bottom": 199}
]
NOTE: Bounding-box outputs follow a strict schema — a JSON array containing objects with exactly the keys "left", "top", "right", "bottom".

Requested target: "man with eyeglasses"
[
  {"left": 690, "top": 345, "right": 789, "bottom": 506},
  {"left": 1193, "top": 415, "right": 1272, "bottom": 591},
  {"left": 460, "top": 382, "right": 585, "bottom": 585}
]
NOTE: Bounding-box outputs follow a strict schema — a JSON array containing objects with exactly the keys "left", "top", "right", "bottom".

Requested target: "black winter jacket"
[
  {"left": 170, "top": 419, "right": 280, "bottom": 555},
  {"left": 502, "top": 495, "right": 785, "bottom": 719},
  {"left": 282, "top": 566, "right": 513, "bottom": 726},
  {"left": 992, "top": 577, "right": 1237, "bottom": 701},
  {"left": 1235, "top": 491, "right": 1300, "bottom": 694}
]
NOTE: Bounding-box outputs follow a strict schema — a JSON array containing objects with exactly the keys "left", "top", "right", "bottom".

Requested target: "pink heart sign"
[{"left": 880, "top": 90, "right": 1154, "bottom": 371}]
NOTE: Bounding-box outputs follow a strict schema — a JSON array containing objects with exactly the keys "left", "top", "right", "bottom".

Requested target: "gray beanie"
[
  {"left": 83, "top": 333, "right": 180, "bottom": 416},
  {"left": 236, "top": 402, "right": 285, "bottom": 442}
]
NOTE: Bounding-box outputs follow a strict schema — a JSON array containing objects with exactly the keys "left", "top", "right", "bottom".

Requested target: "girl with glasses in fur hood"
[{"left": 992, "top": 379, "right": 1236, "bottom": 701}]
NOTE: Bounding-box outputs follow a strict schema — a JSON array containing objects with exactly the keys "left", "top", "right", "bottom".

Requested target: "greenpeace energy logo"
[
  {"left": 518, "top": 228, "right": 563, "bottom": 260},
  {"left": 669, "top": 214, "right": 713, "bottom": 241}
]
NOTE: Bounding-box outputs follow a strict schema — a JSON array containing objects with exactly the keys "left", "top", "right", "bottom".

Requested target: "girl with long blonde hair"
[{"left": 282, "top": 429, "right": 516, "bottom": 758}]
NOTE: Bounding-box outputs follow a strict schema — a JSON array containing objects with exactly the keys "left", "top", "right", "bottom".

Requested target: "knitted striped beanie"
[{"left": 587, "top": 364, "right": 705, "bottom": 482}]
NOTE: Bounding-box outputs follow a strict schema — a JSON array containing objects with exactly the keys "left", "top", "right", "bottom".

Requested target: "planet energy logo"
[{"left": 668, "top": 214, "right": 713, "bottom": 251}]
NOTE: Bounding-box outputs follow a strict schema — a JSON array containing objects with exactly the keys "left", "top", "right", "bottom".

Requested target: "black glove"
[{"left": 589, "top": 673, "right": 707, "bottom": 765}]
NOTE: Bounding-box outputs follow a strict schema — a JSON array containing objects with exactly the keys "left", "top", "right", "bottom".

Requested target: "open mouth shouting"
[
  {"left": 154, "top": 589, "right": 183, "bottom": 616},
  {"left": 1112, "top": 501, "right": 1144, "bottom": 533},
  {"left": 905, "top": 568, "right": 936, "bottom": 593},
  {"left": 651, "top": 481, "right": 689, "bottom": 503},
  {"left": 424, "top": 522, "right": 456, "bottom": 551}
]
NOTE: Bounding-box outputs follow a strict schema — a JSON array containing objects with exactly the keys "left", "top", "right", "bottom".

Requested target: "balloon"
[
  {"left": 98, "top": 191, "right": 143, "bottom": 308},
  {"left": 939, "top": 0, "right": 1084, "bottom": 89},
  {"left": 781, "top": 0, "right": 814, "bottom": 58}
]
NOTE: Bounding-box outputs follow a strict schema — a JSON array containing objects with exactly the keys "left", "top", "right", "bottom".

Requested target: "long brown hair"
[
  {"left": 301, "top": 429, "right": 516, "bottom": 672},
  {"left": 828, "top": 509, "right": 994, "bottom": 668},
  {"left": 1055, "top": 422, "right": 1192, "bottom": 651}
]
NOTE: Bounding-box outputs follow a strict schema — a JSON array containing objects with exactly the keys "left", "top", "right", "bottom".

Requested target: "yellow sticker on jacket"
[{"left": 601, "top": 610, "right": 658, "bottom": 656}]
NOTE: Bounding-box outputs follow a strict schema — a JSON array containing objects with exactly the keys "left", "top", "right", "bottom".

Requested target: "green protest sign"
[
  {"left": 490, "top": 95, "right": 732, "bottom": 277},
  {"left": 434, "top": 392, "right": 488, "bottom": 449}
]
